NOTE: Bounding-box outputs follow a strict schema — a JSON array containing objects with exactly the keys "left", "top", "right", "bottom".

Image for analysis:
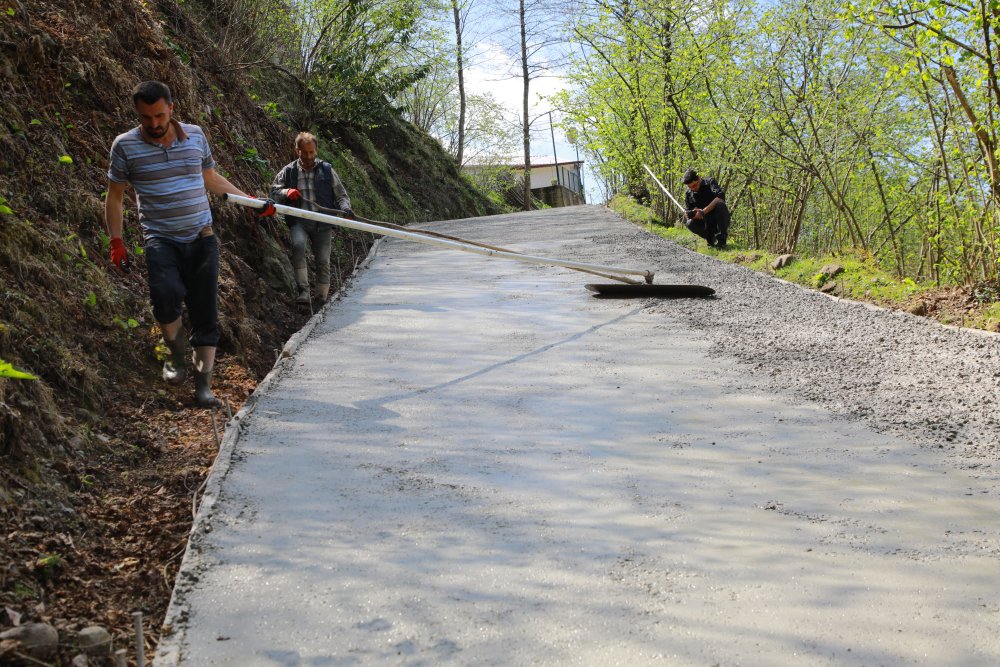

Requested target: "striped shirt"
[{"left": 107, "top": 121, "right": 216, "bottom": 242}]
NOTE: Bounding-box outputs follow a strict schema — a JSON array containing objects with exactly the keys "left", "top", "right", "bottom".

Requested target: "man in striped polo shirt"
[{"left": 105, "top": 80, "right": 268, "bottom": 408}]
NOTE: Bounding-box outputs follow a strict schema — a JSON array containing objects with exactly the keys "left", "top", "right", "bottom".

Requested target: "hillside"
[{"left": 0, "top": 0, "right": 498, "bottom": 662}]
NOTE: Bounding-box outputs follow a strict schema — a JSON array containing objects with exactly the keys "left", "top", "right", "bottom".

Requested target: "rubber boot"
[
  {"left": 162, "top": 335, "right": 189, "bottom": 385},
  {"left": 192, "top": 346, "right": 222, "bottom": 408},
  {"left": 295, "top": 268, "right": 310, "bottom": 304},
  {"left": 317, "top": 283, "right": 330, "bottom": 303}
]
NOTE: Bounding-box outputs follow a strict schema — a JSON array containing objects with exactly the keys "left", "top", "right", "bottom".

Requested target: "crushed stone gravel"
[{"left": 573, "top": 209, "right": 1000, "bottom": 465}]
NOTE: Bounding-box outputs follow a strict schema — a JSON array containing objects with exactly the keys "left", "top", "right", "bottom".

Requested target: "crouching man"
[{"left": 682, "top": 169, "right": 730, "bottom": 249}]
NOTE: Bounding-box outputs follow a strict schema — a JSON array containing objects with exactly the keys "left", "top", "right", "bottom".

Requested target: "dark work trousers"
[
  {"left": 685, "top": 201, "right": 731, "bottom": 246},
  {"left": 145, "top": 232, "right": 220, "bottom": 347},
  {"left": 290, "top": 220, "right": 333, "bottom": 287}
]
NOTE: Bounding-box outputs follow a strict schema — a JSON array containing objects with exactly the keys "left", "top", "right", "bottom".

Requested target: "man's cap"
[{"left": 682, "top": 169, "right": 699, "bottom": 184}]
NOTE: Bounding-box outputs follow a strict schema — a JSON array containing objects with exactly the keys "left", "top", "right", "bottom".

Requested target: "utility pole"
[
  {"left": 549, "top": 111, "right": 560, "bottom": 187},
  {"left": 575, "top": 142, "right": 584, "bottom": 202}
]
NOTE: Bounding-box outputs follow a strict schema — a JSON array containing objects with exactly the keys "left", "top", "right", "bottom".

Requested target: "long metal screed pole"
[
  {"left": 225, "top": 194, "right": 655, "bottom": 284},
  {"left": 642, "top": 164, "right": 686, "bottom": 214}
]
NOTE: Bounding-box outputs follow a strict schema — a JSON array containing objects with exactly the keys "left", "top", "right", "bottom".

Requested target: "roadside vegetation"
[
  {"left": 610, "top": 196, "right": 1000, "bottom": 333},
  {"left": 557, "top": 0, "right": 1000, "bottom": 294}
]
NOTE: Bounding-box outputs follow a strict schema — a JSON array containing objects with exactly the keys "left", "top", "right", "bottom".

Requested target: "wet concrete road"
[{"left": 157, "top": 207, "right": 1000, "bottom": 666}]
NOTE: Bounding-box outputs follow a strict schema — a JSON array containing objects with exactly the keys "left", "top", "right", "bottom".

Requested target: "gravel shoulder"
[{"left": 579, "top": 213, "right": 1000, "bottom": 464}]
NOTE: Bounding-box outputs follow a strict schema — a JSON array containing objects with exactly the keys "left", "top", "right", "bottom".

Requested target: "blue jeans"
[{"left": 145, "top": 233, "right": 220, "bottom": 347}]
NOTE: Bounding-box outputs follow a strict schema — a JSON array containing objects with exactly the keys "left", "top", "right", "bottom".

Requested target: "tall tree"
[
  {"left": 520, "top": 0, "right": 532, "bottom": 209},
  {"left": 452, "top": 0, "right": 470, "bottom": 165}
]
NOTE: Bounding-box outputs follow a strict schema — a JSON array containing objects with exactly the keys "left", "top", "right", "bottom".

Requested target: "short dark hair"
[
  {"left": 682, "top": 169, "right": 699, "bottom": 184},
  {"left": 132, "top": 80, "right": 172, "bottom": 107}
]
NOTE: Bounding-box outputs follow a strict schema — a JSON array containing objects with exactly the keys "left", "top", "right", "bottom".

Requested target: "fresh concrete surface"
[{"left": 157, "top": 207, "right": 1000, "bottom": 666}]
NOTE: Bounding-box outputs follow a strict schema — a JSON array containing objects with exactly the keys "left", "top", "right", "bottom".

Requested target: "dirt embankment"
[{"left": 0, "top": 0, "right": 490, "bottom": 663}]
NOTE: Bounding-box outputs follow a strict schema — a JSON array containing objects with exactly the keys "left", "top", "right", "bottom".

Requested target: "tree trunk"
[
  {"left": 451, "top": 0, "right": 466, "bottom": 166},
  {"left": 520, "top": 0, "right": 532, "bottom": 210}
]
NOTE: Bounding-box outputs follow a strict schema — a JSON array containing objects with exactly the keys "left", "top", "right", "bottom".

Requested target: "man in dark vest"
[
  {"left": 682, "top": 169, "right": 730, "bottom": 249},
  {"left": 271, "top": 132, "right": 354, "bottom": 304}
]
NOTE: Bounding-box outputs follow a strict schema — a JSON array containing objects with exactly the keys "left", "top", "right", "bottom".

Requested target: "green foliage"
[
  {"left": 972, "top": 281, "right": 1000, "bottom": 305},
  {"left": 561, "top": 0, "right": 1000, "bottom": 286},
  {"left": 970, "top": 301, "right": 1000, "bottom": 330},
  {"left": 273, "top": 0, "right": 432, "bottom": 126},
  {"left": 112, "top": 316, "right": 140, "bottom": 332},
  {"left": 0, "top": 358, "right": 36, "bottom": 380},
  {"left": 164, "top": 33, "right": 192, "bottom": 65},
  {"left": 262, "top": 101, "right": 282, "bottom": 119},
  {"left": 461, "top": 165, "right": 518, "bottom": 213},
  {"left": 608, "top": 194, "right": 662, "bottom": 228},
  {"left": 35, "top": 553, "right": 62, "bottom": 572},
  {"left": 236, "top": 140, "right": 270, "bottom": 177}
]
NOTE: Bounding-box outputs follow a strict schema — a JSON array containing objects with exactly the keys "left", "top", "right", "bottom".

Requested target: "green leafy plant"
[
  {"left": 33, "top": 553, "right": 62, "bottom": 583},
  {"left": 236, "top": 142, "right": 269, "bottom": 177},
  {"left": 112, "top": 316, "right": 140, "bottom": 332},
  {"left": 83, "top": 292, "right": 97, "bottom": 308},
  {"left": 164, "top": 35, "right": 191, "bottom": 64},
  {"left": 0, "top": 358, "right": 36, "bottom": 380},
  {"left": 0, "top": 196, "right": 13, "bottom": 215},
  {"left": 263, "top": 101, "right": 282, "bottom": 119},
  {"left": 58, "top": 154, "right": 73, "bottom": 165},
  {"left": 36, "top": 553, "right": 62, "bottom": 571}
]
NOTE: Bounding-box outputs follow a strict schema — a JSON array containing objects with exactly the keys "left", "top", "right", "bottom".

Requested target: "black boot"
[
  {"left": 162, "top": 336, "right": 189, "bottom": 385},
  {"left": 192, "top": 346, "right": 222, "bottom": 408},
  {"left": 194, "top": 371, "right": 222, "bottom": 408}
]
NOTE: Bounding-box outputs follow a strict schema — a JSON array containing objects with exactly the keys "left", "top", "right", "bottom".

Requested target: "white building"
[{"left": 463, "top": 156, "right": 586, "bottom": 207}]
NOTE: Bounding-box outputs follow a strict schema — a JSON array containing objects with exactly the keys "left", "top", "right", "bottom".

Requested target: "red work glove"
[
  {"left": 257, "top": 198, "right": 277, "bottom": 217},
  {"left": 285, "top": 188, "right": 301, "bottom": 202},
  {"left": 110, "top": 237, "right": 130, "bottom": 272}
]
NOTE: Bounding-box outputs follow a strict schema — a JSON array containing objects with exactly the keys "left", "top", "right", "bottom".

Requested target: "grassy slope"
[{"left": 609, "top": 196, "right": 1000, "bottom": 332}]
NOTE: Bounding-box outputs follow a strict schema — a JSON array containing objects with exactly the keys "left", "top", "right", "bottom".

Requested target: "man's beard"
[{"left": 145, "top": 125, "right": 167, "bottom": 138}]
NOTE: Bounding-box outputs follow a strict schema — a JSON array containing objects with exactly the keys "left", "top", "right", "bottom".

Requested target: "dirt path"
[{"left": 155, "top": 206, "right": 1000, "bottom": 666}]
